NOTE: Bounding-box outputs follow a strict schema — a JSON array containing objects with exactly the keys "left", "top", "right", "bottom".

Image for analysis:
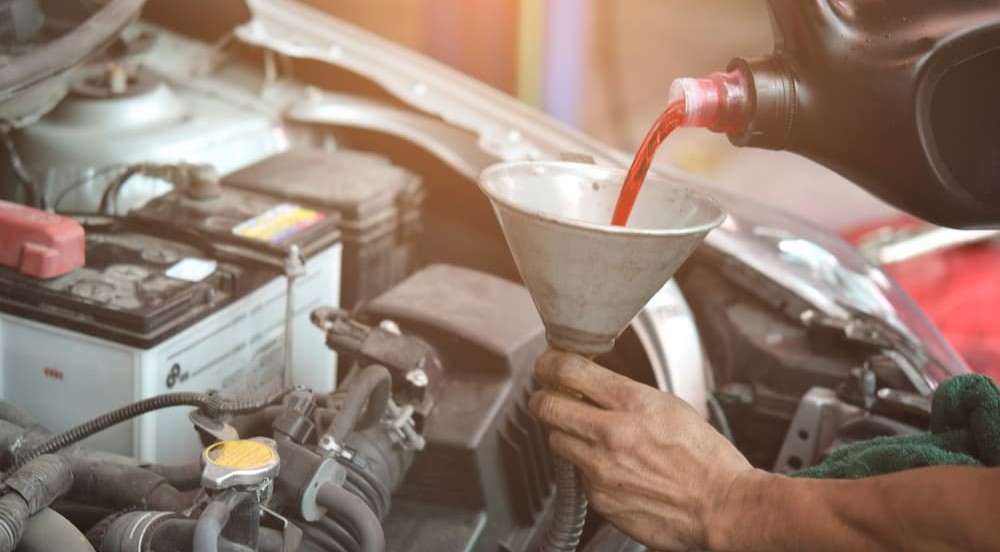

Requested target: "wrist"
[{"left": 705, "top": 469, "right": 786, "bottom": 552}]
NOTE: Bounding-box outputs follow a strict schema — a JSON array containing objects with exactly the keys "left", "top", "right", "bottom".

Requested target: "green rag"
[{"left": 792, "top": 374, "right": 1000, "bottom": 479}]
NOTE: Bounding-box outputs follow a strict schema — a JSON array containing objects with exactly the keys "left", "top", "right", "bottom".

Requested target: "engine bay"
[{"left": 0, "top": 2, "right": 956, "bottom": 551}]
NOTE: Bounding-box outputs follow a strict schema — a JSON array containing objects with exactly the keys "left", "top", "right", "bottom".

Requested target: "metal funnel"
[{"left": 478, "top": 161, "right": 725, "bottom": 356}]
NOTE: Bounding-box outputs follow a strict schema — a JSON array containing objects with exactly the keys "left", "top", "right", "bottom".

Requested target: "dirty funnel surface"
[{"left": 478, "top": 160, "right": 725, "bottom": 355}]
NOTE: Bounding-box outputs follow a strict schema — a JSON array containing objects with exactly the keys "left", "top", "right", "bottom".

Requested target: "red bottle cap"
[{"left": 0, "top": 200, "right": 85, "bottom": 278}]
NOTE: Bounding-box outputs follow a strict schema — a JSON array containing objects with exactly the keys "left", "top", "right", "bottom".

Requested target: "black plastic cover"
[
  {"left": 0, "top": 223, "right": 267, "bottom": 347},
  {"left": 222, "top": 148, "right": 423, "bottom": 308},
  {"left": 126, "top": 185, "right": 342, "bottom": 269},
  {"left": 222, "top": 149, "right": 423, "bottom": 238},
  {"left": 362, "top": 264, "right": 554, "bottom": 552}
]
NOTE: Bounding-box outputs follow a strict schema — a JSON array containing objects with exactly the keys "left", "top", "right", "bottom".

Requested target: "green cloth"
[{"left": 793, "top": 374, "right": 1000, "bottom": 479}]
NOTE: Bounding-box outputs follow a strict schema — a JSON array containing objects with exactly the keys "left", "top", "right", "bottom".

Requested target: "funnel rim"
[{"left": 478, "top": 160, "right": 727, "bottom": 237}]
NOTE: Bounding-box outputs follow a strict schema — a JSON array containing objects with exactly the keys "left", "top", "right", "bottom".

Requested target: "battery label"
[{"left": 232, "top": 203, "right": 326, "bottom": 244}]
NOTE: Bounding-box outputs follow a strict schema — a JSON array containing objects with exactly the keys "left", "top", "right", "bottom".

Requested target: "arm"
[
  {"left": 715, "top": 466, "right": 1000, "bottom": 552},
  {"left": 529, "top": 351, "right": 1000, "bottom": 552}
]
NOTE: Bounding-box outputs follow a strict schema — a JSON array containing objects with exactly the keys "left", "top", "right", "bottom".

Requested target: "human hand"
[{"left": 528, "top": 351, "right": 762, "bottom": 551}]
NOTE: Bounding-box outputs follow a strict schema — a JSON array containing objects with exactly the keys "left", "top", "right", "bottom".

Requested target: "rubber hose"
[
  {"left": 316, "top": 483, "right": 384, "bottom": 552},
  {"left": 96, "top": 513, "right": 284, "bottom": 552},
  {"left": 84, "top": 511, "right": 124, "bottom": 551},
  {"left": 145, "top": 462, "right": 203, "bottom": 491},
  {"left": 0, "top": 455, "right": 73, "bottom": 552},
  {"left": 15, "top": 508, "right": 94, "bottom": 552},
  {"left": 539, "top": 456, "right": 588, "bottom": 552},
  {"left": 344, "top": 472, "right": 386, "bottom": 520},
  {"left": 317, "top": 516, "right": 361, "bottom": 550},
  {"left": 226, "top": 406, "right": 285, "bottom": 443},
  {"left": 317, "top": 517, "right": 360, "bottom": 552},
  {"left": 66, "top": 455, "right": 189, "bottom": 512},
  {"left": 0, "top": 404, "right": 48, "bottom": 438},
  {"left": 325, "top": 365, "right": 392, "bottom": 444},
  {"left": 8, "top": 389, "right": 293, "bottom": 474},
  {"left": 192, "top": 492, "right": 251, "bottom": 552},
  {"left": 0, "top": 493, "right": 29, "bottom": 552},
  {"left": 299, "top": 522, "right": 352, "bottom": 552}
]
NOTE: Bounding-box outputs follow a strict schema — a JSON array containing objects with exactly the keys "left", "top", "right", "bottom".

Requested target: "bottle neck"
[{"left": 669, "top": 56, "right": 797, "bottom": 150}]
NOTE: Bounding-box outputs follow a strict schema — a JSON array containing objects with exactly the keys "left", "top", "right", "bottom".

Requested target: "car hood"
[{"left": 236, "top": 0, "right": 968, "bottom": 389}]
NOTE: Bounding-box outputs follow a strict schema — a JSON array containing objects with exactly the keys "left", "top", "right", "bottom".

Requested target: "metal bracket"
[
  {"left": 385, "top": 399, "right": 425, "bottom": 452},
  {"left": 773, "top": 387, "right": 859, "bottom": 473},
  {"left": 261, "top": 506, "right": 304, "bottom": 551}
]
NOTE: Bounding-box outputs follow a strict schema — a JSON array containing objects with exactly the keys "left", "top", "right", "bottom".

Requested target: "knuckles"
[
  {"left": 602, "top": 420, "right": 637, "bottom": 451},
  {"left": 528, "top": 391, "right": 560, "bottom": 423},
  {"left": 535, "top": 351, "right": 587, "bottom": 385},
  {"left": 546, "top": 353, "right": 578, "bottom": 384}
]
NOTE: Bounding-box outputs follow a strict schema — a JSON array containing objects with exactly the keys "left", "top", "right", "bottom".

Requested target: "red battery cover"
[{"left": 0, "top": 200, "right": 85, "bottom": 278}]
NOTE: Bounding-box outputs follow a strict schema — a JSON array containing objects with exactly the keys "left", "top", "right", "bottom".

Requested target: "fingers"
[
  {"left": 529, "top": 388, "right": 610, "bottom": 443},
  {"left": 548, "top": 429, "right": 592, "bottom": 468},
  {"left": 535, "top": 350, "right": 644, "bottom": 410}
]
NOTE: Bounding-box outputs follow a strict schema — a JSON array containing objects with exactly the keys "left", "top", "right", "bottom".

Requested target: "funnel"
[{"left": 478, "top": 161, "right": 725, "bottom": 356}]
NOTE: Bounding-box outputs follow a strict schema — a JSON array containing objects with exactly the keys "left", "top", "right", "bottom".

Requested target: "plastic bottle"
[{"left": 669, "top": 0, "right": 1000, "bottom": 229}]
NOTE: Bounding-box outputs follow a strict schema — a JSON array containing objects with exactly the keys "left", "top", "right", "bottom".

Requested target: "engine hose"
[
  {"left": 324, "top": 365, "right": 392, "bottom": 445},
  {"left": 7, "top": 389, "right": 293, "bottom": 475},
  {"left": 318, "top": 516, "right": 360, "bottom": 552},
  {"left": 96, "top": 512, "right": 285, "bottom": 552},
  {"left": 0, "top": 454, "right": 74, "bottom": 552},
  {"left": 15, "top": 508, "right": 95, "bottom": 552},
  {"left": 192, "top": 491, "right": 251, "bottom": 552},
  {"left": 343, "top": 471, "right": 386, "bottom": 521},
  {"left": 0, "top": 404, "right": 47, "bottom": 438},
  {"left": 316, "top": 483, "right": 384, "bottom": 552},
  {"left": 539, "top": 456, "right": 588, "bottom": 552},
  {"left": 66, "top": 455, "right": 189, "bottom": 512},
  {"left": 84, "top": 511, "right": 125, "bottom": 551},
  {"left": 144, "top": 462, "right": 203, "bottom": 491},
  {"left": 299, "top": 520, "right": 352, "bottom": 552}
]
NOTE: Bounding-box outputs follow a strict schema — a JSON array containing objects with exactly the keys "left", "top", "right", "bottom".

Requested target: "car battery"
[
  {"left": 222, "top": 148, "right": 423, "bottom": 309},
  {"left": 0, "top": 220, "right": 340, "bottom": 463},
  {"left": 126, "top": 184, "right": 344, "bottom": 389}
]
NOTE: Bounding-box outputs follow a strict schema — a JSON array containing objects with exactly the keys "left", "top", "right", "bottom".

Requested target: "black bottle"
[{"left": 678, "top": 0, "right": 1000, "bottom": 229}]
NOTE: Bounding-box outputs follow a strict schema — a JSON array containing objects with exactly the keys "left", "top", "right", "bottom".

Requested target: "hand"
[{"left": 528, "top": 351, "right": 759, "bottom": 551}]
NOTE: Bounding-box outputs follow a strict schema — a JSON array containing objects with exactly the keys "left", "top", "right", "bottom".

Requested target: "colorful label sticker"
[
  {"left": 232, "top": 203, "right": 326, "bottom": 244},
  {"left": 205, "top": 440, "right": 275, "bottom": 470}
]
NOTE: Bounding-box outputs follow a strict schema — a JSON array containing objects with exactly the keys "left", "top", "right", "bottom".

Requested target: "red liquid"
[{"left": 611, "top": 100, "right": 687, "bottom": 226}]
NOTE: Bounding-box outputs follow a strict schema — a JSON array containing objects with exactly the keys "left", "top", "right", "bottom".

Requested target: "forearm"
[{"left": 709, "top": 466, "right": 1000, "bottom": 552}]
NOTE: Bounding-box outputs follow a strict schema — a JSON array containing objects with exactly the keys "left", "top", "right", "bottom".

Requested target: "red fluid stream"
[{"left": 611, "top": 100, "right": 687, "bottom": 226}]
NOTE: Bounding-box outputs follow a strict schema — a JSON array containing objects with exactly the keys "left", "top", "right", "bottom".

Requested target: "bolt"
[
  {"left": 104, "top": 63, "right": 128, "bottom": 94},
  {"left": 317, "top": 435, "right": 340, "bottom": 454},
  {"left": 405, "top": 368, "right": 428, "bottom": 388}
]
